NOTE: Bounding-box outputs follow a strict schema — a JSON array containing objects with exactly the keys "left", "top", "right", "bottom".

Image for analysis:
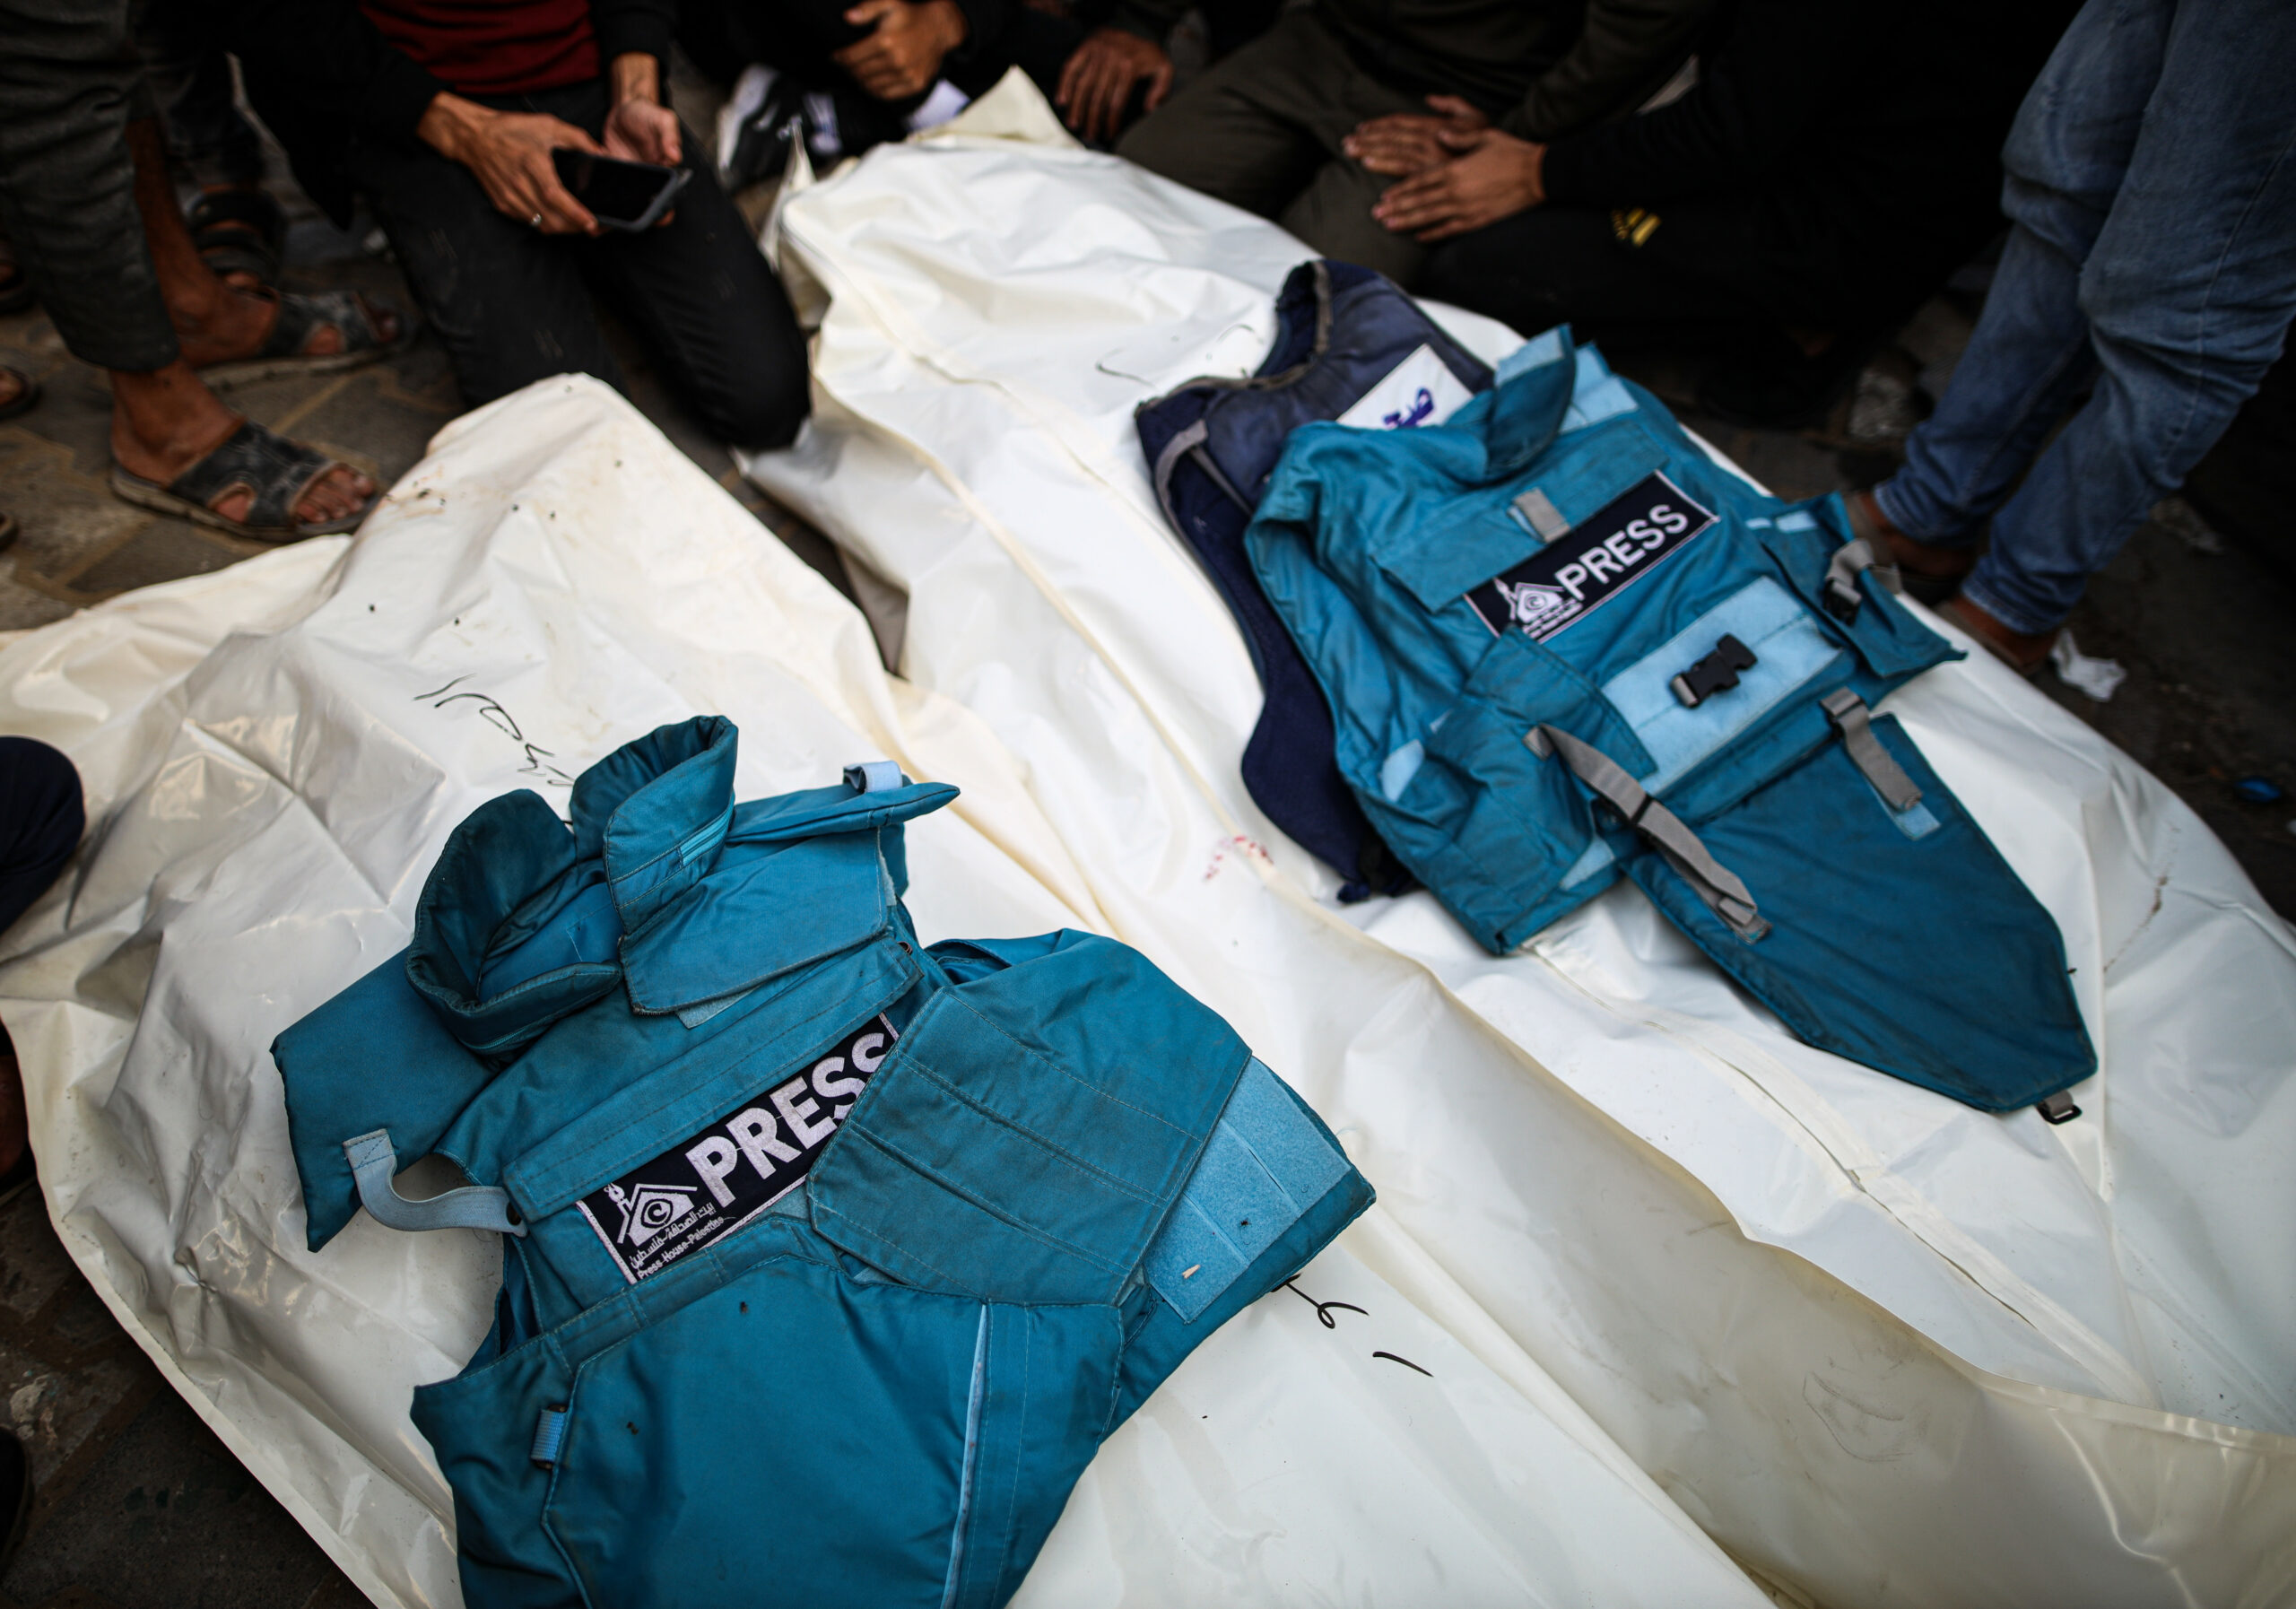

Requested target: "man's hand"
[
  {"left": 605, "top": 51, "right": 682, "bottom": 172},
  {"left": 417, "top": 92, "right": 603, "bottom": 235},
  {"left": 834, "top": 0, "right": 968, "bottom": 100},
  {"left": 1371, "top": 126, "right": 1545, "bottom": 242},
  {"left": 1343, "top": 94, "right": 1487, "bottom": 178},
  {"left": 1054, "top": 27, "right": 1172, "bottom": 144}
]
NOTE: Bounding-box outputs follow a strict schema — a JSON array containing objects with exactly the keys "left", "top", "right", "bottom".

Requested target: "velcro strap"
[
  {"left": 1821, "top": 689, "right": 1922, "bottom": 813},
  {"left": 343, "top": 1130, "right": 528, "bottom": 1237},
  {"left": 1822, "top": 535, "right": 1903, "bottom": 622},
  {"left": 1526, "top": 725, "right": 1769, "bottom": 941}
]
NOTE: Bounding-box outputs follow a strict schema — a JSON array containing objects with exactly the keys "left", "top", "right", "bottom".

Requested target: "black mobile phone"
[{"left": 551, "top": 149, "right": 693, "bottom": 231}]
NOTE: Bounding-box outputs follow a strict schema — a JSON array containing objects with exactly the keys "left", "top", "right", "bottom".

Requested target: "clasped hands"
[{"left": 1345, "top": 94, "right": 1546, "bottom": 242}]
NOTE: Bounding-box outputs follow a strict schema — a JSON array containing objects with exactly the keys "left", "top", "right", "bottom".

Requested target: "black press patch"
[
  {"left": 577, "top": 1014, "right": 897, "bottom": 1284},
  {"left": 1467, "top": 472, "right": 1716, "bottom": 642}
]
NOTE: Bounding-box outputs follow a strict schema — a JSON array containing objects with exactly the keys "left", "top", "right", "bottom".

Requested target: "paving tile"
[{"left": 0, "top": 1387, "right": 357, "bottom": 1609}]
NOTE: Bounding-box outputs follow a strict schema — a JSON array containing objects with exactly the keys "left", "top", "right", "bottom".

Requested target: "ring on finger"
[{"left": 530, "top": 213, "right": 544, "bottom": 230}]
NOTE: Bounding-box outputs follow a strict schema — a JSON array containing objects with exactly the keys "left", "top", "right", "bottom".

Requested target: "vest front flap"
[
  {"left": 1375, "top": 420, "right": 1670, "bottom": 614},
  {"left": 620, "top": 829, "right": 891, "bottom": 1014},
  {"left": 499, "top": 935, "right": 921, "bottom": 1219},
  {"left": 1627, "top": 712, "right": 2095, "bottom": 1109},
  {"left": 809, "top": 934, "right": 1248, "bottom": 1305}
]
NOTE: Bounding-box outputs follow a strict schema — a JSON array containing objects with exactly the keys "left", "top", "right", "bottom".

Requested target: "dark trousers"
[
  {"left": 1419, "top": 191, "right": 1980, "bottom": 359},
  {"left": 1117, "top": 11, "right": 1429, "bottom": 284},
  {"left": 136, "top": 0, "right": 264, "bottom": 189},
  {"left": 350, "top": 79, "right": 809, "bottom": 448},
  {"left": 1419, "top": 201, "right": 1787, "bottom": 353},
  {"left": 0, "top": 740, "right": 83, "bottom": 935},
  {"left": 0, "top": 0, "right": 179, "bottom": 370}
]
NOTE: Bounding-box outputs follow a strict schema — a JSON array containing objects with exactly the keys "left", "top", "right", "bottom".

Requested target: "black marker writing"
[
  {"left": 413, "top": 675, "right": 576, "bottom": 787},
  {"left": 1283, "top": 1278, "right": 1368, "bottom": 1329}
]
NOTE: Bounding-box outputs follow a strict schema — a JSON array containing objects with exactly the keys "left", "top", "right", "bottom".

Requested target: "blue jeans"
[{"left": 1874, "top": 0, "right": 2296, "bottom": 635}]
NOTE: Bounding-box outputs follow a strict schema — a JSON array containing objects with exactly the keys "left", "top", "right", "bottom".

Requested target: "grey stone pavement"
[{"left": 0, "top": 120, "right": 2289, "bottom": 1609}]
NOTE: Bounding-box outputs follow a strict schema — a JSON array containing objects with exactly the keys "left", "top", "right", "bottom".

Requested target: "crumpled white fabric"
[
  {"left": 0, "top": 378, "right": 1771, "bottom": 1609},
  {"left": 738, "top": 72, "right": 2296, "bottom": 1608},
  {"left": 2050, "top": 629, "right": 2129, "bottom": 701}
]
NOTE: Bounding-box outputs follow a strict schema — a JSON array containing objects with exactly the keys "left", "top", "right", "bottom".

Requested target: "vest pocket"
[
  {"left": 1752, "top": 500, "right": 1955, "bottom": 682},
  {"left": 539, "top": 1254, "right": 990, "bottom": 1609},
  {"left": 1378, "top": 630, "right": 1655, "bottom": 951}
]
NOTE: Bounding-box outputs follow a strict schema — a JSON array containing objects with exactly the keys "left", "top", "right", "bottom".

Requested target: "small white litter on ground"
[{"left": 2053, "top": 629, "right": 2128, "bottom": 701}]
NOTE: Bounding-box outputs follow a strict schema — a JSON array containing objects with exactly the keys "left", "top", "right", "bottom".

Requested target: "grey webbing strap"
[
  {"left": 1152, "top": 421, "right": 1252, "bottom": 523},
  {"left": 344, "top": 1130, "right": 527, "bottom": 1237},
  {"left": 1513, "top": 488, "right": 1570, "bottom": 544},
  {"left": 1822, "top": 536, "right": 1902, "bottom": 622},
  {"left": 1821, "top": 689, "right": 1922, "bottom": 813},
  {"left": 1526, "top": 725, "right": 1769, "bottom": 941},
  {"left": 1150, "top": 420, "right": 1208, "bottom": 528}
]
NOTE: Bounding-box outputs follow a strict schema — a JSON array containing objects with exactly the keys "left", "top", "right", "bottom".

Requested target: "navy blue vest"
[{"left": 1138, "top": 260, "right": 1491, "bottom": 897}]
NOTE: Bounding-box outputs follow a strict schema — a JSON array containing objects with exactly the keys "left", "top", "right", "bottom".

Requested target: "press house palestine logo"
[
  {"left": 607, "top": 1180, "right": 699, "bottom": 1248},
  {"left": 1489, "top": 577, "right": 1579, "bottom": 633}
]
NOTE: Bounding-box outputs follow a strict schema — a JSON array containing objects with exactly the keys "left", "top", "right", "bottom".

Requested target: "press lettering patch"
[
  {"left": 1337, "top": 344, "right": 1476, "bottom": 432},
  {"left": 577, "top": 1014, "right": 897, "bottom": 1283},
  {"left": 1466, "top": 472, "right": 1716, "bottom": 641}
]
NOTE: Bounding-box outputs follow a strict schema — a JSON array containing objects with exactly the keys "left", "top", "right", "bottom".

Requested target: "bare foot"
[{"left": 110, "top": 361, "right": 375, "bottom": 528}]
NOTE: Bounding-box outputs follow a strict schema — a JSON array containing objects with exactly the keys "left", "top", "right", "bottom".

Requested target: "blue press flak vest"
[
  {"left": 270, "top": 718, "right": 1372, "bottom": 1609},
  {"left": 1137, "top": 260, "right": 1492, "bottom": 898},
  {"left": 1244, "top": 326, "right": 2095, "bottom": 1113}
]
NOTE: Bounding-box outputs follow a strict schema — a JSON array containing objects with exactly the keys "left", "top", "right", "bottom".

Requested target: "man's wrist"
[
  {"left": 417, "top": 91, "right": 490, "bottom": 162},
  {"left": 608, "top": 50, "right": 663, "bottom": 107}
]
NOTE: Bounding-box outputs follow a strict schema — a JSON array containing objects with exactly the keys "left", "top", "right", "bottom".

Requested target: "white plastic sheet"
[
  {"left": 740, "top": 75, "right": 2296, "bottom": 1605},
  {"left": 0, "top": 378, "right": 1770, "bottom": 1608}
]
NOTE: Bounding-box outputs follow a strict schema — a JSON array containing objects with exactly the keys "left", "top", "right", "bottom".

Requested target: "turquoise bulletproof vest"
[
  {"left": 1247, "top": 329, "right": 2095, "bottom": 1114},
  {"left": 272, "top": 718, "right": 1371, "bottom": 1609}
]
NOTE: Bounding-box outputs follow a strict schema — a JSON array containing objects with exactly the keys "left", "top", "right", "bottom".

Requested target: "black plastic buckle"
[
  {"left": 2035, "top": 1091, "right": 2082, "bottom": 1124},
  {"left": 1824, "top": 577, "right": 1862, "bottom": 624},
  {"left": 1670, "top": 634, "right": 1759, "bottom": 708}
]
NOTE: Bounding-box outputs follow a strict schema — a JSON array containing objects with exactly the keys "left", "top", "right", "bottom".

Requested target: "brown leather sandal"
[
  {"left": 1845, "top": 489, "right": 1976, "bottom": 603},
  {"left": 1942, "top": 596, "right": 2057, "bottom": 678}
]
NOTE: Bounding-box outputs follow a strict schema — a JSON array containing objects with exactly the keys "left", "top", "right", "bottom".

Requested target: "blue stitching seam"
[{"left": 940, "top": 1305, "right": 991, "bottom": 1609}]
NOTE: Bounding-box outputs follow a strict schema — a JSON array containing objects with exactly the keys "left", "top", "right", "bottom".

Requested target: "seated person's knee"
[{"left": 715, "top": 373, "right": 813, "bottom": 453}]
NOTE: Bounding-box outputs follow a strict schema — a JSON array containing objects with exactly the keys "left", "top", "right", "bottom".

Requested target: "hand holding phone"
[{"left": 551, "top": 149, "right": 692, "bottom": 232}]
